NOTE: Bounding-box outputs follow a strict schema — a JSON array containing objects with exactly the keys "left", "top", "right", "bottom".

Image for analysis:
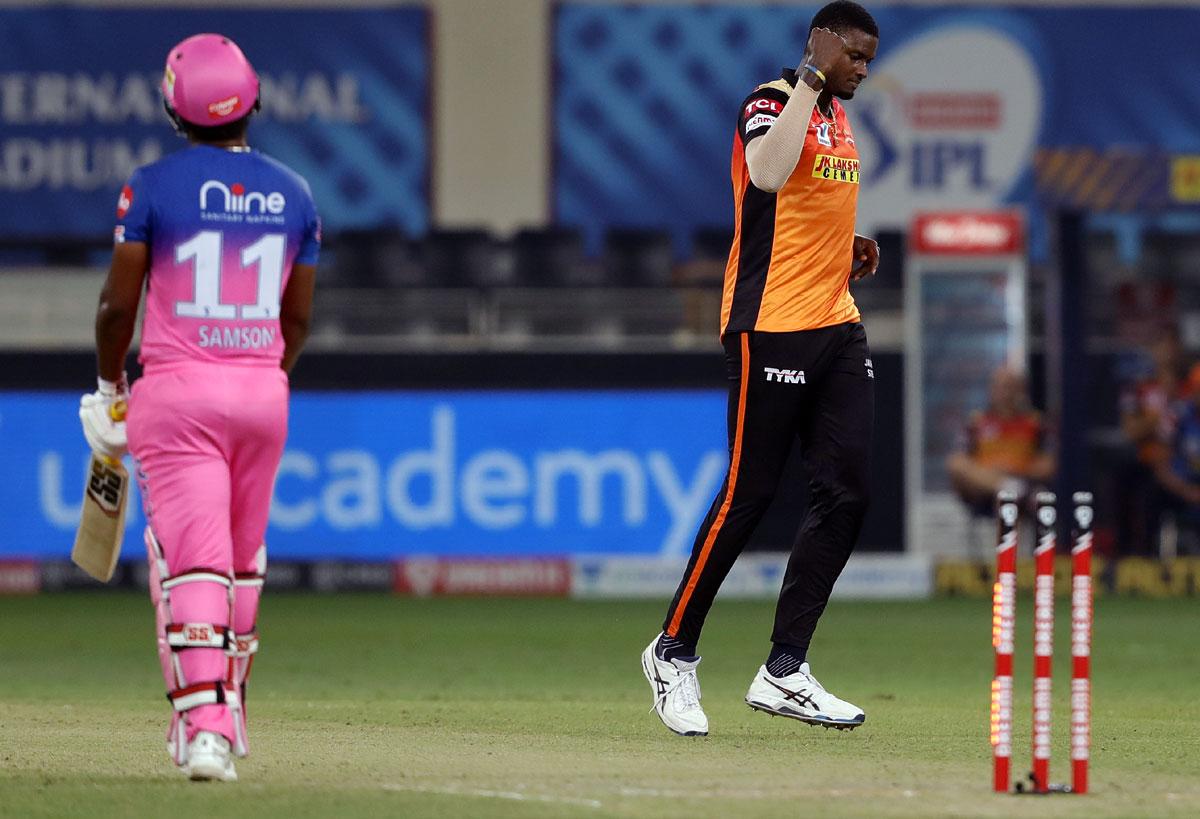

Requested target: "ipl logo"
[{"left": 852, "top": 26, "right": 1043, "bottom": 230}]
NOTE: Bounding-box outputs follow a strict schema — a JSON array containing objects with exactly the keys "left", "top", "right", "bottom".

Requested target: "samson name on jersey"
[
  {"left": 115, "top": 145, "right": 321, "bottom": 367},
  {"left": 722, "top": 69, "right": 861, "bottom": 336}
]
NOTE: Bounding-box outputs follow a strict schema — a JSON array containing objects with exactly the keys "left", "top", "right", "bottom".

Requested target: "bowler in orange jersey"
[{"left": 641, "top": 1, "right": 880, "bottom": 737}]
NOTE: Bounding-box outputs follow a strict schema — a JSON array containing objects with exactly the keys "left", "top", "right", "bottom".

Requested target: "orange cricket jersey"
[
  {"left": 721, "top": 70, "right": 861, "bottom": 335},
  {"left": 968, "top": 411, "right": 1046, "bottom": 474}
]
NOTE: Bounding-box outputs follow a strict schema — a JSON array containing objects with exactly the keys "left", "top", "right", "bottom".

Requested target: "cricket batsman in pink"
[{"left": 78, "top": 34, "right": 320, "bottom": 781}]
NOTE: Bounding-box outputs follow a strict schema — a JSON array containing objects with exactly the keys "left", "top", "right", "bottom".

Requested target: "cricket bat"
[{"left": 71, "top": 401, "right": 129, "bottom": 582}]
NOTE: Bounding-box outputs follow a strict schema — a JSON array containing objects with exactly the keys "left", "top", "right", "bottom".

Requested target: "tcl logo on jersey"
[
  {"left": 199, "top": 180, "right": 286, "bottom": 215},
  {"left": 812, "top": 154, "right": 860, "bottom": 184},
  {"left": 744, "top": 97, "right": 783, "bottom": 118},
  {"left": 207, "top": 95, "right": 242, "bottom": 119},
  {"left": 764, "top": 367, "right": 805, "bottom": 384},
  {"left": 116, "top": 185, "right": 133, "bottom": 218}
]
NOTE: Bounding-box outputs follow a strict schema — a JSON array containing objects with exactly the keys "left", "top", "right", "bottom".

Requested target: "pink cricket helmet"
[{"left": 161, "top": 33, "right": 259, "bottom": 127}]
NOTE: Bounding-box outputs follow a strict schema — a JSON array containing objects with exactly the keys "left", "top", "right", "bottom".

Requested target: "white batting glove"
[{"left": 79, "top": 375, "right": 129, "bottom": 460}]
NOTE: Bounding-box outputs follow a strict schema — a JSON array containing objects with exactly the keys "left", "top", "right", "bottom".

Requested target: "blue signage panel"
[
  {"left": 1, "top": 391, "right": 728, "bottom": 560},
  {"left": 0, "top": 7, "right": 429, "bottom": 237},
  {"left": 554, "top": 4, "right": 1200, "bottom": 252}
]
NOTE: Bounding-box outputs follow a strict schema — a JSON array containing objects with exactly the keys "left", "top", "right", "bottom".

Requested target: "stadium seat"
[
  {"left": 1168, "top": 232, "right": 1200, "bottom": 289},
  {"left": 323, "top": 229, "right": 425, "bottom": 288},
  {"left": 371, "top": 231, "right": 427, "bottom": 288},
  {"left": 691, "top": 226, "right": 734, "bottom": 262},
  {"left": 1084, "top": 230, "right": 1123, "bottom": 283},
  {"left": 511, "top": 226, "right": 596, "bottom": 286},
  {"left": 0, "top": 237, "right": 108, "bottom": 268},
  {"left": 669, "top": 226, "right": 728, "bottom": 336},
  {"left": 422, "top": 228, "right": 508, "bottom": 288},
  {"left": 318, "top": 230, "right": 371, "bottom": 287},
  {"left": 674, "top": 226, "right": 730, "bottom": 289},
  {"left": 1140, "top": 230, "right": 1186, "bottom": 281},
  {"left": 1083, "top": 230, "right": 1124, "bottom": 334},
  {"left": 602, "top": 228, "right": 674, "bottom": 287}
]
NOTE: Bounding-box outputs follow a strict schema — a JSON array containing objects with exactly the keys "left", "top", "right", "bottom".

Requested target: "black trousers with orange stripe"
[{"left": 662, "top": 322, "right": 874, "bottom": 652}]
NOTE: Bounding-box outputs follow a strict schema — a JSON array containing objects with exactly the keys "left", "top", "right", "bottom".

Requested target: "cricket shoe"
[
  {"left": 183, "top": 731, "right": 238, "bottom": 782},
  {"left": 745, "top": 662, "right": 865, "bottom": 730},
  {"left": 641, "top": 635, "right": 708, "bottom": 736}
]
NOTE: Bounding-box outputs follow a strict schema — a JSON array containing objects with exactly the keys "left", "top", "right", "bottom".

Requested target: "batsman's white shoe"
[
  {"left": 745, "top": 662, "right": 865, "bottom": 730},
  {"left": 641, "top": 635, "right": 708, "bottom": 737},
  {"left": 183, "top": 731, "right": 238, "bottom": 782}
]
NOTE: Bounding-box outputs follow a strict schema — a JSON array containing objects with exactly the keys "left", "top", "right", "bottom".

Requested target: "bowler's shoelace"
[
  {"left": 651, "top": 665, "right": 702, "bottom": 713},
  {"left": 676, "top": 670, "right": 701, "bottom": 710}
]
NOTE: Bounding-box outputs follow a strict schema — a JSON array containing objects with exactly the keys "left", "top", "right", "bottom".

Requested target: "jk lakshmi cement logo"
[{"left": 852, "top": 25, "right": 1043, "bottom": 233}]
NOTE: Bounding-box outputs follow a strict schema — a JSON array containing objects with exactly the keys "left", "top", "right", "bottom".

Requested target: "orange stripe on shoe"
[{"left": 667, "top": 332, "right": 751, "bottom": 636}]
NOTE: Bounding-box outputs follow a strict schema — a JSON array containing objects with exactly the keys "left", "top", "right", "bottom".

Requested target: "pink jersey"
[{"left": 115, "top": 145, "right": 320, "bottom": 368}]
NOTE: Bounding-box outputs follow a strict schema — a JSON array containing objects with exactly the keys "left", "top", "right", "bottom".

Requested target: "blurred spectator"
[
  {"left": 946, "top": 367, "right": 1056, "bottom": 516},
  {"left": 1117, "top": 326, "right": 1187, "bottom": 554},
  {"left": 1153, "top": 363, "right": 1200, "bottom": 556}
]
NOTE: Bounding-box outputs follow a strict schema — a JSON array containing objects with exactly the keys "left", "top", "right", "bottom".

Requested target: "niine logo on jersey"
[
  {"left": 764, "top": 367, "right": 805, "bottom": 384},
  {"left": 200, "top": 180, "right": 286, "bottom": 215}
]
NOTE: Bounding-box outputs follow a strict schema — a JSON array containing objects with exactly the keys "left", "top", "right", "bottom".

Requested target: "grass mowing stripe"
[{"left": 1, "top": 593, "right": 1197, "bottom": 818}]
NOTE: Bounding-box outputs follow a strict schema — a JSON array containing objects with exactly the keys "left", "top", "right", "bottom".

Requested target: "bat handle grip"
[{"left": 100, "top": 400, "right": 129, "bottom": 466}]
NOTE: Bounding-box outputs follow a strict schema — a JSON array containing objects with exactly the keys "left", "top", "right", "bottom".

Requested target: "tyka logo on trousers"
[{"left": 764, "top": 367, "right": 805, "bottom": 384}]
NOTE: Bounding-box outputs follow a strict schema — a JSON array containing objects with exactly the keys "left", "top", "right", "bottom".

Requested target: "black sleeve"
[{"left": 737, "top": 87, "right": 791, "bottom": 146}]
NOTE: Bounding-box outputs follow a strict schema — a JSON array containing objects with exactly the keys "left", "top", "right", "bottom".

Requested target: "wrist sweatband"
[{"left": 97, "top": 373, "right": 127, "bottom": 397}]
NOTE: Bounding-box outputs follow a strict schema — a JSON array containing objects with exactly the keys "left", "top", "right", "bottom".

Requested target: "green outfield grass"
[{"left": 1, "top": 592, "right": 1197, "bottom": 818}]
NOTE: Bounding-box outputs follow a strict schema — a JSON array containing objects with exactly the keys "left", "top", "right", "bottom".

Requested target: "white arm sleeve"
[{"left": 744, "top": 82, "right": 819, "bottom": 193}]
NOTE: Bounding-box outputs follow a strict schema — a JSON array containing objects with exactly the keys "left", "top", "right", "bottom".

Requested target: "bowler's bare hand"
[
  {"left": 802, "top": 27, "right": 848, "bottom": 75},
  {"left": 851, "top": 234, "right": 879, "bottom": 281}
]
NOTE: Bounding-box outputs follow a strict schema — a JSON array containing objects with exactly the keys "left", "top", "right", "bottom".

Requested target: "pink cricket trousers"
[{"left": 127, "top": 362, "right": 288, "bottom": 764}]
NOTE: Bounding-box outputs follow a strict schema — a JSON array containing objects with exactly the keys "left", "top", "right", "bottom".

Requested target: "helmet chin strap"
[{"left": 163, "top": 99, "right": 188, "bottom": 137}]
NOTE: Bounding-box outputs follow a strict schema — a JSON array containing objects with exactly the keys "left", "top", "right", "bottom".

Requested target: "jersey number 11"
[{"left": 174, "top": 230, "right": 286, "bottom": 320}]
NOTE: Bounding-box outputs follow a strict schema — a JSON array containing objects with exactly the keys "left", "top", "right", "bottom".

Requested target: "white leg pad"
[
  {"left": 154, "top": 567, "right": 234, "bottom": 766},
  {"left": 228, "top": 570, "right": 264, "bottom": 758}
]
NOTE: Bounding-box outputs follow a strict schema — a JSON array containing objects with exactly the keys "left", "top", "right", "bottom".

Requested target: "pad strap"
[
  {"left": 228, "top": 630, "right": 259, "bottom": 658},
  {"left": 162, "top": 570, "right": 233, "bottom": 591},
  {"left": 167, "top": 681, "right": 240, "bottom": 713},
  {"left": 234, "top": 572, "right": 265, "bottom": 590},
  {"left": 166, "top": 622, "right": 230, "bottom": 650}
]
